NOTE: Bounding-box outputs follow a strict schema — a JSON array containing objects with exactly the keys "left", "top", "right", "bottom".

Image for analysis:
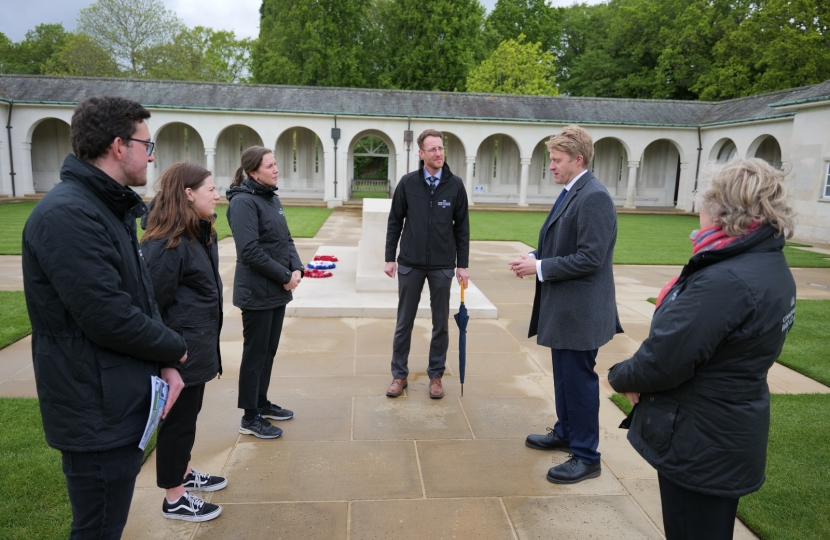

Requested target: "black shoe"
[
  {"left": 258, "top": 402, "right": 294, "bottom": 421},
  {"left": 546, "top": 455, "right": 601, "bottom": 484},
  {"left": 239, "top": 415, "right": 283, "bottom": 439},
  {"left": 182, "top": 468, "right": 227, "bottom": 492},
  {"left": 525, "top": 428, "right": 570, "bottom": 451},
  {"left": 162, "top": 492, "right": 222, "bottom": 522}
]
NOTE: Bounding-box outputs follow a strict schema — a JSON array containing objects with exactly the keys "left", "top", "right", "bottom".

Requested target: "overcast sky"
[{"left": 2, "top": 0, "right": 602, "bottom": 42}]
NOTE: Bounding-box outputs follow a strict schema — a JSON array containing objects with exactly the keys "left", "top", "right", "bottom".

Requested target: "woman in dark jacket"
[
  {"left": 142, "top": 162, "right": 225, "bottom": 523},
  {"left": 226, "top": 146, "right": 303, "bottom": 439},
  {"left": 608, "top": 158, "right": 797, "bottom": 540}
]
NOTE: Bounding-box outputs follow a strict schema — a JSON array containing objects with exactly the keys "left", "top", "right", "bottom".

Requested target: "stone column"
[
  {"left": 205, "top": 147, "right": 216, "bottom": 175},
  {"left": 20, "top": 141, "right": 35, "bottom": 195},
  {"left": 624, "top": 160, "right": 639, "bottom": 209},
  {"left": 465, "top": 156, "right": 475, "bottom": 206},
  {"left": 675, "top": 161, "right": 691, "bottom": 211},
  {"left": 145, "top": 158, "right": 157, "bottom": 197},
  {"left": 518, "top": 157, "right": 531, "bottom": 207}
]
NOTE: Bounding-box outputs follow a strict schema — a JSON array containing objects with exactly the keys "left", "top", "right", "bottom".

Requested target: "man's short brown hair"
[
  {"left": 417, "top": 129, "right": 443, "bottom": 150},
  {"left": 545, "top": 124, "right": 594, "bottom": 166}
]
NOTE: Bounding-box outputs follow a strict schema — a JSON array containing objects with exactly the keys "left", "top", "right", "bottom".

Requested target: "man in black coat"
[
  {"left": 22, "top": 96, "right": 187, "bottom": 539},
  {"left": 384, "top": 129, "right": 470, "bottom": 399}
]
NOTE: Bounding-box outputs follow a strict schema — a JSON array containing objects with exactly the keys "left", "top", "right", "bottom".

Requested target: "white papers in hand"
[{"left": 139, "top": 375, "right": 169, "bottom": 451}]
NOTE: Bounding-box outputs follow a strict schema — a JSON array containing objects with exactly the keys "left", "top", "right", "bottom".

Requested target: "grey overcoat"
[{"left": 528, "top": 171, "right": 622, "bottom": 350}]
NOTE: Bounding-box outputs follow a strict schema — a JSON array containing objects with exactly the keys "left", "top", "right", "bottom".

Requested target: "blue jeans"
[{"left": 61, "top": 443, "right": 143, "bottom": 540}]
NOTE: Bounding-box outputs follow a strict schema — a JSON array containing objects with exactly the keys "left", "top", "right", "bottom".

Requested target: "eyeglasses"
[
  {"left": 423, "top": 146, "right": 445, "bottom": 154},
  {"left": 123, "top": 137, "right": 155, "bottom": 156}
]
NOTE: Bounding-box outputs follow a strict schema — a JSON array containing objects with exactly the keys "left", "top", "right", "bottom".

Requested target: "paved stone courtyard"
[{"left": 1, "top": 206, "right": 828, "bottom": 539}]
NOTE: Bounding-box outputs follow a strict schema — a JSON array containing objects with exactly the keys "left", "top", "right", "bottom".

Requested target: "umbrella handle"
[{"left": 461, "top": 281, "right": 466, "bottom": 303}]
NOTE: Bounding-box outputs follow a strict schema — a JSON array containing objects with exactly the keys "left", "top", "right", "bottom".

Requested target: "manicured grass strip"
[
  {"left": 0, "top": 201, "right": 36, "bottom": 255},
  {"left": 0, "top": 398, "right": 71, "bottom": 540},
  {"left": 610, "top": 393, "right": 633, "bottom": 415},
  {"left": 0, "top": 291, "right": 31, "bottom": 350},
  {"left": 283, "top": 207, "right": 333, "bottom": 238},
  {"left": 777, "top": 300, "right": 830, "bottom": 387},
  {"left": 738, "top": 394, "right": 830, "bottom": 540},
  {"left": 781, "top": 246, "right": 830, "bottom": 268},
  {"left": 351, "top": 192, "right": 389, "bottom": 199}
]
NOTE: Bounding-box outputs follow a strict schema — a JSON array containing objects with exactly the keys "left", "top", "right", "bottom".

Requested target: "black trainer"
[
  {"left": 525, "top": 427, "right": 571, "bottom": 452},
  {"left": 183, "top": 468, "right": 227, "bottom": 492},
  {"left": 162, "top": 492, "right": 222, "bottom": 522},
  {"left": 258, "top": 402, "right": 294, "bottom": 420},
  {"left": 239, "top": 414, "right": 283, "bottom": 439}
]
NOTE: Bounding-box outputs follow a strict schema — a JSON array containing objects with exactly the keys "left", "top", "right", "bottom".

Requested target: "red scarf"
[{"left": 654, "top": 222, "right": 761, "bottom": 307}]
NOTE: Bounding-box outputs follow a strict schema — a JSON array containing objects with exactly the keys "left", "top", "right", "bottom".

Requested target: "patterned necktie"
[{"left": 429, "top": 176, "right": 439, "bottom": 197}]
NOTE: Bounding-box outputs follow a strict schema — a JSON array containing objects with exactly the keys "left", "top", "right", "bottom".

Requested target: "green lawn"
[
  {"left": 0, "top": 291, "right": 31, "bottom": 350},
  {"left": 0, "top": 201, "right": 35, "bottom": 255},
  {"left": 0, "top": 398, "right": 71, "bottom": 540},
  {"left": 469, "top": 211, "right": 830, "bottom": 267},
  {"left": 777, "top": 300, "right": 830, "bottom": 386},
  {"left": 3, "top": 202, "right": 331, "bottom": 254}
]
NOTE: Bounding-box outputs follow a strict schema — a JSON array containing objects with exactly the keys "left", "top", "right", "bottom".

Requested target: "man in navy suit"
[{"left": 509, "top": 124, "right": 621, "bottom": 484}]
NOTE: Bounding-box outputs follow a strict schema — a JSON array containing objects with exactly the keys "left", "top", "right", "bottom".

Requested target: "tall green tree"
[
  {"left": 694, "top": 0, "right": 830, "bottom": 100},
  {"left": 141, "top": 27, "right": 252, "bottom": 82},
  {"left": 486, "top": 0, "right": 562, "bottom": 53},
  {"left": 378, "top": 0, "right": 487, "bottom": 91},
  {"left": 42, "top": 33, "right": 120, "bottom": 77},
  {"left": 252, "top": 0, "right": 376, "bottom": 87},
  {"left": 0, "top": 24, "right": 68, "bottom": 75},
  {"left": 78, "top": 0, "right": 184, "bottom": 76},
  {"left": 467, "top": 34, "right": 558, "bottom": 95}
]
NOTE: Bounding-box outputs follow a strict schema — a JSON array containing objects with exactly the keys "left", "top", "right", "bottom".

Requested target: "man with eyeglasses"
[
  {"left": 384, "top": 129, "right": 470, "bottom": 399},
  {"left": 22, "top": 96, "right": 187, "bottom": 538}
]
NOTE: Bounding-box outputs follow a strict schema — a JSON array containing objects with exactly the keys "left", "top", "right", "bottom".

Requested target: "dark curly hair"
[{"left": 71, "top": 96, "right": 151, "bottom": 162}]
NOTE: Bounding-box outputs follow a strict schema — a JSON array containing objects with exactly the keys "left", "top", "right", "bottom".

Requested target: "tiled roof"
[{"left": 1, "top": 74, "right": 824, "bottom": 127}]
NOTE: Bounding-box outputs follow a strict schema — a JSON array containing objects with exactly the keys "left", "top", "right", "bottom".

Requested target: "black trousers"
[
  {"left": 61, "top": 443, "right": 143, "bottom": 540},
  {"left": 156, "top": 383, "right": 205, "bottom": 489},
  {"left": 391, "top": 266, "right": 454, "bottom": 380},
  {"left": 659, "top": 473, "right": 740, "bottom": 540},
  {"left": 238, "top": 306, "right": 286, "bottom": 410}
]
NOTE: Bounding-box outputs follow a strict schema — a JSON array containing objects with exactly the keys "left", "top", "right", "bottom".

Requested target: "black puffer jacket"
[
  {"left": 608, "top": 225, "right": 796, "bottom": 498},
  {"left": 385, "top": 161, "right": 469, "bottom": 269},
  {"left": 22, "top": 154, "right": 187, "bottom": 452},
  {"left": 141, "top": 220, "right": 223, "bottom": 386},
  {"left": 226, "top": 178, "right": 303, "bottom": 310}
]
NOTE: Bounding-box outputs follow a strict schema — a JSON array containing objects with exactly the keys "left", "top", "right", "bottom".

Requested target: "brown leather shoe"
[
  {"left": 429, "top": 378, "right": 444, "bottom": 399},
  {"left": 386, "top": 378, "right": 407, "bottom": 397}
]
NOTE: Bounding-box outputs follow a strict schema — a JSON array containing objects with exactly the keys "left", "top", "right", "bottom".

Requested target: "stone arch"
[
  {"left": 441, "top": 131, "right": 466, "bottom": 174},
  {"left": 31, "top": 118, "right": 71, "bottom": 192},
  {"left": 749, "top": 135, "right": 782, "bottom": 168},
  {"left": 592, "top": 137, "right": 629, "bottom": 198},
  {"left": 214, "top": 125, "right": 264, "bottom": 195},
  {"left": 473, "top": 134, "right": 521, "bottom": 202},
  {"left": 528, "top": 138, "right": 557, "bottom": 199},
  {"left": 152, "top": 123, "right": 205, "bottom": 185},
  {"left": 710, "top": 138, "right": 738, "bottom": 163},
  {"left": 347, "top": 130, "right": 397, "bottom": 199},
  {"left": 639, "top": 139, "right": 682, "bottom": 207},
  {"left": 275, "top": 127, "right": 325, "bottom": 198}
]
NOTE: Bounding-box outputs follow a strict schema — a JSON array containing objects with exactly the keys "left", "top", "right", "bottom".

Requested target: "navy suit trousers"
[{"left": 551, "top": 348, "right": 601, "bottom": 465}]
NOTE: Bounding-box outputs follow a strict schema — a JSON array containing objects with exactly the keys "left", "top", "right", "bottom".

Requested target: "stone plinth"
[
  {"left": 356, "top": 198, "right": 396, "bottom": 292},
  {"left": 287, "top": 246, "right": 497, "bottom": 318}
]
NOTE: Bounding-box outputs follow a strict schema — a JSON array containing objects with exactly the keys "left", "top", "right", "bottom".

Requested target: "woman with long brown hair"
[
  {"left": 226, "top": 146, "right": 303, "bottom": 439},
  {"left": 141, "top": 162, "right": 224, "bottom": 522}
]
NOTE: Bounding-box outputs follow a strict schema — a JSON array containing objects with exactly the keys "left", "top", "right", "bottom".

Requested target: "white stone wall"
[{"left": 6, "top": 98, "right": 830, "bottom": 242}]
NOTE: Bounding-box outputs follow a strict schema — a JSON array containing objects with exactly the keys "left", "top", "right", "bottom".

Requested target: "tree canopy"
[{"left": 467, "top": 34, "right": 558, "bottom": 95}]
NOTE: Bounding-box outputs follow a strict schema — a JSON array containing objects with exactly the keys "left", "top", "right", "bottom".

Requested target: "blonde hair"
[
  {"left": 700, "top": 158, "right": 794, "bottom": 238},
  {"left": 545, "top": 124, "right": 594, "bottom": 166}
]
